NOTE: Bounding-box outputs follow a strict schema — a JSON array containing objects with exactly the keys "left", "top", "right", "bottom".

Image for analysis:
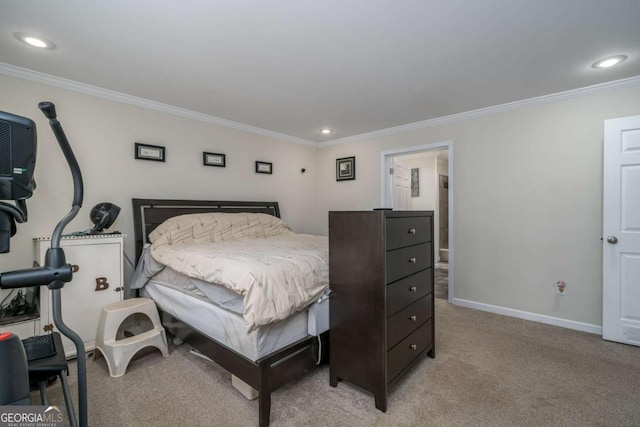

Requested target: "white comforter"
[{"left": 150, "top": 232, "right": 329, "bottom": 330}]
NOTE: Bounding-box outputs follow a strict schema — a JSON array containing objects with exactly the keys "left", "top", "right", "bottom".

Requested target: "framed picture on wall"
[
  {"left": 336, "top": 156, "right": 355, "bottom": 181},
  {"left": 203, "top": 152, "right": 226, "bottom": 167},
  {"left": 255, "top": 161, "right": 273, "bottom": 174},
  {"left": 411, "top": 168, "right": 419, "bottom": 197},
  {"left": 135, "top": 143, "right": 165, "bottom": 162}
]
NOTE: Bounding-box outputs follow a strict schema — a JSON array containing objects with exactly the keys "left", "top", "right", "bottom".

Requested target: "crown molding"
[
  {"left": 0, "top": 62, "right": 317, "bottom": 147},
  {"left": 319, "top": 74, "right": 640, "bottom": 147},
  {"left": 3, "top": 62, "right": 638, "bottom": 149}
]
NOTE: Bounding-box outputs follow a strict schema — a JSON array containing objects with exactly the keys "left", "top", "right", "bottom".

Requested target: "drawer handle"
[
  {"left": 409, "top": 315, "right": 417, "bottom": 322},
  {"left": 409, "top": 286, "right": 417, "bottom": 292},
  {"left": 408, "top": 257, "right": 417, "bottom": 263},
  {"left": 408, "top": 228, "right": 416, "bottom": 234},
  {"left": 409, "top": 344, "right": 417, "bottom": 350}
]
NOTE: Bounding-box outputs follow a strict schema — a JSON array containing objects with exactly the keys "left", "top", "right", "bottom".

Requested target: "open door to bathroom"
[{"left": 381, "top": 142, "right": 452, "bottom": 302}]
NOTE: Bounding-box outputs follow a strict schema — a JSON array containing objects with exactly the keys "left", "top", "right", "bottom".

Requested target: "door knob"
[{"left": 606, "top": 236, "right": 618, "bottom": 244}]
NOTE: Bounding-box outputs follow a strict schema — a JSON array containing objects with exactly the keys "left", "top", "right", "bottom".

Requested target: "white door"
[
  {"left": 603, "top": 114, "right": 640, "bottom": 346},
  {"left": 392, "top": 158, "right": 411, "bottom": 210}
]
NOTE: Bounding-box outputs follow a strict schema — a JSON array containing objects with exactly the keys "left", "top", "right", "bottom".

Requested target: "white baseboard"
[{"left": 451, "top": 298, "right": 602, "bottom": 335}]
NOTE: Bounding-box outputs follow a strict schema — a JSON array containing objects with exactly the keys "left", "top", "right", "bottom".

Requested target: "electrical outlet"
[{"left": 556, "top": 280, "right": 566, "bottom": 296}]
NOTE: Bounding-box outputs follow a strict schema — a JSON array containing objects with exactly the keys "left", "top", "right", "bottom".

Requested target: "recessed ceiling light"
[
  {"left": 14, "top": 32, "right": 56, "bottom": 50},
  {"left": 592, "top": 55, "right": 627, "bottom": 69},
  {"left": 321, "top": 129, "right": 332, "bottom": 135}
]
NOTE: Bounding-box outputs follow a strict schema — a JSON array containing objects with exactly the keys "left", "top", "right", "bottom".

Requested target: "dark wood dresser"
[{"left": 328, "top": 210, "right": 435, "bottom": 411}]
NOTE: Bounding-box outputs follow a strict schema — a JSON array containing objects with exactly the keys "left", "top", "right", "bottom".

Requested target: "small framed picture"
[
  {"left": 336, "top": 156, "right": 355, "bottom": 181},
  {"left": 203, "top": 152, "right": 226, "bottom": 167},
  {"left": 411, "top": 168, "right": 419, "bottom": 197},
  {"left": 255, "top": 161, "right": 273, "bottom": 174},
  {"left": 135, "top": 143, "right": 165, "bottom": 162}
]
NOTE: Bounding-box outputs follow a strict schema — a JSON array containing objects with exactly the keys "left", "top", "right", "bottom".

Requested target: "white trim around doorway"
[{"left": 380, "top": 141, "right": 454, "bottom": 303}]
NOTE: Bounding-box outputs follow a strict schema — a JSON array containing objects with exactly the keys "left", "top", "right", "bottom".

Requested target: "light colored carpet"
[{"left": 36, "top": 300, "right": 640, "bottom": 426}]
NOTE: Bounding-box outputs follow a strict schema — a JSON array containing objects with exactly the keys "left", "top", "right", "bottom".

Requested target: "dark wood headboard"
[{"left": 131, "top": 199, "right": 281, "bottom": 261}]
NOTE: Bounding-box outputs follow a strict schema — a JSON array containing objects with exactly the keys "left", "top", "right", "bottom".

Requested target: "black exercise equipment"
[
  {"left": 0, "top": 332, "right": 30, "bottom": 405},
  {"left": 0, "top": 102, "right": 88, "bottom": 427},
  {"left": 26, "top": 332, "right": 76, "bottom": 425},
  {"left": 0, "top": 110, "right": 36, "bottom": 254}
]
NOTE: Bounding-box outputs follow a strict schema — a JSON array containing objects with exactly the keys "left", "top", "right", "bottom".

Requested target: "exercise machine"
[{"left": 0, "top": 102, "right": 88, "bottom": 427}]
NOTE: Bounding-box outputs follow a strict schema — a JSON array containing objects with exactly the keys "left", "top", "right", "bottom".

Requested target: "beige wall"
[
  {"left": 0, "top": 74, "right": 320, "bottom": 282},
  {"left": 3, "top": 70, "right": 640, "bottom": 330},
  {"left": 317, "top": 85, "right": 640, "bottom": 328}
]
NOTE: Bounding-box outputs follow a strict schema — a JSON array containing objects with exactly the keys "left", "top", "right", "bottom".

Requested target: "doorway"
[{"left": 380, "top": 141, "right": 453, "bottom": 302}]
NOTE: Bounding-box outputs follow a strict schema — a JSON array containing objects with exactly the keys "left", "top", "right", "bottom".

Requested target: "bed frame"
[{"left": 132, "top": 199, "right": 327, "bottom": 427}]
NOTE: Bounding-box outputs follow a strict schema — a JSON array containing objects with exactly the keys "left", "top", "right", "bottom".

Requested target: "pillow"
[{"left": 148, "top": 212, "right": 291, "bottom": 246}]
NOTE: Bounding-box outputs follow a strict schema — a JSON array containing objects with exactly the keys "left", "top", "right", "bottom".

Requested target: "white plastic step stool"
[{"left": 94, "top": 298, "right": 168, "bottom": 377}]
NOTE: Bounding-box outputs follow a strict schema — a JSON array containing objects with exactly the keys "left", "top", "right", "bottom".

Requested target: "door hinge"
[{"left": 389, "top": 168, "right": 394, "bottom": 174}]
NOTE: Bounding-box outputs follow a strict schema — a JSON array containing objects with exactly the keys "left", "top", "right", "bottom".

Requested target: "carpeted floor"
[
  {"left": 434, "top": 267, "right": 448, "bottom": 300},
  {"left": 37, "top": 300, "right": 640, "bottom": 427}
]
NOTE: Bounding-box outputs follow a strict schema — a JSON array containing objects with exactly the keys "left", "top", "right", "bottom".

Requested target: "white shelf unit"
[{"left": 33, "top": 234, "right": 125, "bottom": 357}]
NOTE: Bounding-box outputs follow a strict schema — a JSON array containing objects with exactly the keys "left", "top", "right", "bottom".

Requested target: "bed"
[{"left": 130, "top": 199, "right": 329, "bottom": 427}]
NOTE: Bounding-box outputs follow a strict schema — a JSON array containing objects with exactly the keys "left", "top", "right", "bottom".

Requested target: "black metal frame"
[
  {"left": 336, "top": 156, "right": 356, "bottom": 181},
  {"left": 1, "top": 102, "right": 87, "bottom": 427},
  {"left": 254, "top": 161, "right": 273, "bottom": 175},
  {"left": 131, "top": 198, "right": 326, "bottom": 427},
  {"left": 202, "top": 152, "right": 226, "bottom": 167},
  {"left": 134, "top": 143, "right": 165, "bottom": 162}
]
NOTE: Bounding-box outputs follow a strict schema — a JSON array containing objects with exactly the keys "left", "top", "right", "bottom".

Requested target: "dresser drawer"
[
  {"left": 387, "top": 320, "right": 432, "bottom": 383},
  {"left": 386, "top": 216, "right": 432, "bottom": 251},
  {"left": 387, "top": 294, "right": 432, "bottom": 350},
  {"left": 387, "top": 268, "right": 432, "bottom": 316},
  {"left": 386, "top": 243, "right": 432, "bottom": 284},
  {"left": 329, "top": 210, "right": 435, "bottom": 410}
]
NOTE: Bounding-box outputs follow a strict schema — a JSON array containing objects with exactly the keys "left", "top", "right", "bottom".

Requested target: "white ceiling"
[{"left": 1, "top": 1, "right": 639, "bottom": 143}]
